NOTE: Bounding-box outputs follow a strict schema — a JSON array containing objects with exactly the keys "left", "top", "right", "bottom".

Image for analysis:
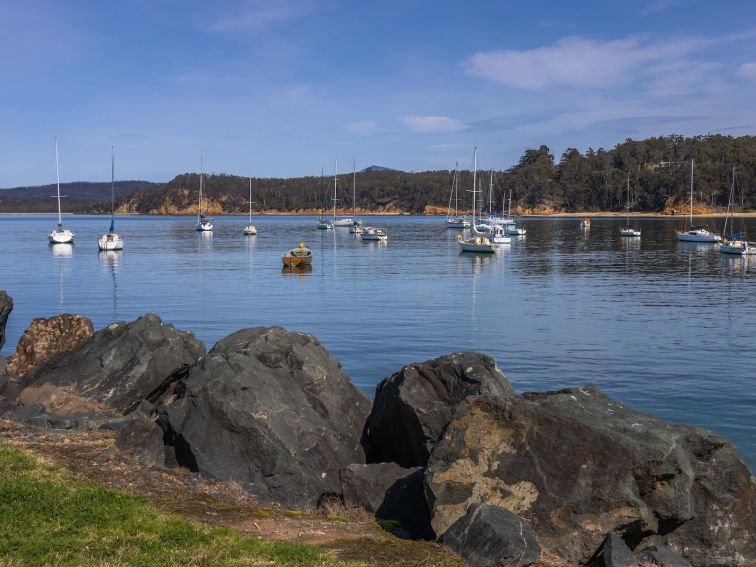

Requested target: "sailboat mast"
[
  {"left": 508, "top": 188, "right": 512, "bottom": 217},
  {"left": 689, "top": 159, "right": 694, "bottom": 225},
  {"left": 198, "top": 153, "right": 204, "bottom": 222},
  {"left": 110, "top": 146, "right": 115, "bottom": 232},
  {"left": 472, "top": 147, "right": 477, "bottom": 228},
  {"left": 454, "top": 162, "right": 459, "bottom": 216},
  {"left": 488, "top": 170, "right": 493, "bottom": 215},
  {"left": 333, "top": 160, "right": 338, "bottom": 221},
  {"left": 352, "top": 157, "right": 356, "bottom": 218},
  {"left": 626, "top": 178, "right": 630, "bottom": 225},
  {"left": 249, "top": 177, "right": 252, "bottom": 223},
  {"left": 55, "top": 137, "right": 62, "bottom": 225}
]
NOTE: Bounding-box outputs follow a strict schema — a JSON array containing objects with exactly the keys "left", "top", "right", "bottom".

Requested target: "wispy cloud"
[
  {"left": 640, "top": 0, "right": 680, "bottom": 16},
  {"left": 738, "top": 62, "right": 756, "bottom": 80},
  {"left": 464, "top": 36, "right": 702, "bottom": 89},
  {"left": 344, "top": 120, "right": 380, "bottom": 136},
  {"left": 209, "top": 0, "right": 312, "bottom": 32},
  {"left": 401, "top": 115, "right": 467, "bottom": 133}
]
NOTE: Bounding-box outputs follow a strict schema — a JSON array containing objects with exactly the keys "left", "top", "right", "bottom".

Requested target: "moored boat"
[
  {"left": 48, "top": 138, "right": 75, "bottom": 244},
  {"left": 361, "top": 227, "right": 387, "bottom": 241},
  {"left": 98, "top": 146, "right": 124, "bottom": 251},
  {"left": 243, "top": 177, "right": 257, "bottom": 235},
  {"left": 676, "top": 159, "right": 719, "bottom": 243},
  {"left": 195, "top": 154, "right": 213, "bottom": 232},
  {"left": 282, "top": 243, "right": 313, "bottom": 267},
  {"left": 458, "top": 234, "right": 495, "bottom": 253},
  {"left": 619, "top": 178, "right": 641, "bottom": 238},
  {"left": 581, "top": 218, "right": 590, "bottom": 228}
]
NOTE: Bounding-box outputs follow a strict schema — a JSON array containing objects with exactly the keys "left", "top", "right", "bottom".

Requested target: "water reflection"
[
  {"left": 50, "top": 243, "right": 73, "bottom": 312},
  {"left": 98, "top": 251, "right": 122, "bottom": 322},
  {"left": 281, "top": 265, "right": 313, "bottom": 280}
]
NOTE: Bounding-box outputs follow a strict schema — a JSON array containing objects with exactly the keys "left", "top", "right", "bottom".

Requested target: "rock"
[
  {"left": 0, "top": 395, "right": 18, "bottom": 416},
  {"left": 442, "top": 503, "right": 540, "bottom": 567},
  {"left": 27, "top": 414, "right": 82, "bottom": 430},
  {"left": 340, "top": 463, "right": 432, "bottom": 539},
  {"left": 589, "top": 534, "right": 637, "bottom": 567},
  {"left": 0, "top": 290, "right": 12, "bottom": 350},
  {"left": 635, "top": 546, "right": 691, "bottom": 567},
  {"left": 98, "top": 415, "right": 135, "bottom": 432},
  {"left": 116, "top": 413, "right": 166, "bottom": 467},
  {"left": 362, "top": 352, "right": 515, "bottom": 467},
  {"left": 0, "top": 356, "right": 6, "bottom": 376},
  {"left": 161, "top": 326, "right": 371, "bottom": 507},
  {"left": 18, "top": 314, "right": 204, "bottom": 415},
  {"left": 424, "top": 387, "right": 755, "bottom": 566},
  {"left": 5, "top": 403, "right": 45, "bottom": 422},
  {"left": 5, "top": 314, "right": 93, "bottom": 377}
]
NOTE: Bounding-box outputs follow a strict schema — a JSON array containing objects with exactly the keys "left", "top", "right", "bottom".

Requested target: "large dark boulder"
[
  {"left": 590, "top": 533, "right": 637, "bottom": 567},
  {"left": 425, "top": 388, "right": 755, "bottom": 566},
  {"left": 160, "top": 326, "right": 371, "bottom": 507},
  {"left": 362, "top": 352, "right": 514, "bottom": 467},
  {"left": 442, "top": 503, "right": 540, "bottom": 567},
  {"left": 340, "top": 463, "right": 432, "bottom": 539},
  {"left": 116, "top": 413, "right": 166, "bottom": 467},
  {"left": 17, "top": 314, "right": 203, "bottom": 415},
  {"left": 0, "top": 290, "right": 12, "bottom": 351},
  {"left": 635, "top": 546, "right": 691, "bottom": 567},
  {"left": 5, "top": 313, "right": 93, "bottom": 377}
]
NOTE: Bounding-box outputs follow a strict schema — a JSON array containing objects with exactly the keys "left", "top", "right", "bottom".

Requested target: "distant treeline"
[
  {"left": 0, "top": 181, "right": 157, "bottom": 213},
  {"left": 3, "top": 135, "right": 755, "bottom": 214}
]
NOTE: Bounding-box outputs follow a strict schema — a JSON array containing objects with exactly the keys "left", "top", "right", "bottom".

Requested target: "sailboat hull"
[
  {"left": 49, "top": 229, "right": 74, "bottom": 244},
  {"left": 98, "top": 233, "right": 123, "bottom": 250},
  {"left": 676, "top": 231, "right": 720, "bottom": 242},
  {"left": 332, "top": 218, "right": 354, "bottom": 227}
]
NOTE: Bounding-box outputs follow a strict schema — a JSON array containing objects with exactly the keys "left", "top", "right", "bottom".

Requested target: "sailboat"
[
  {"left": 619, "top": 178, "right": 641, "bottom": 238},
  {"left": 331, "top": 160, "right": 354, "bottom": 227},
  {"left": 676, "top": 159, "right": 719, "bottom": 242},
  {"left": 195, "top": 154, "right": 213, "bottom": 232},
  {"left": 349, "top": 158, "right": 364, "bottom": 233},
  {"left": 720, "top": 166, "right": 756, "bottom": 256},
  {"left": 458, "top": 147, "right": 495, "bottom": 253},
  {"left": 316, "top": 168, "right": 333, "bottom": 229},
  {"left": 98, "top": 147, "right": 124, "bottom": 250},
  {"left": 446, "top": 163, "right": 470, "bottom": 228},
  {"left": 480, "top": 169, "right": 510, "bottom": 243},
  {"left": 48, "top": 138, "right": 75, "bottom": 244},
  {"left": 504, "top": 188, "right": 526, "bottom": 235},
  {"left": 243, "top": 177, "right": 257, "bottom": 235}
]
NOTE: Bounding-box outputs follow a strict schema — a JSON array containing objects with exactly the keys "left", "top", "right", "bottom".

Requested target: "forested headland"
[{"left": 2, "top": 135, "right": 754, "bottom": 215}]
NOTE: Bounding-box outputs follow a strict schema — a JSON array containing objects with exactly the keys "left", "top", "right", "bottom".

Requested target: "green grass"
[{"left": 0, "top": 443, "right": 363, "bottom": 567}]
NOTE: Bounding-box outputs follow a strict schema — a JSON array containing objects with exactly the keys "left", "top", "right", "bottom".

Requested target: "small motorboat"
[
  {"left": 620, "top": 227, "right": 641, "bottom": 237},
  {"left": 581, "top": 218, "right": 591, "bottom": 228},
  {"left": 282, "top": 242, "right": 313, "bottom": 267},
  {"left": 458, "top": 234, "right": 495, "bottom": 253},
  {"left": 361, "top": 227, "right": 387, "bottom": 241}
]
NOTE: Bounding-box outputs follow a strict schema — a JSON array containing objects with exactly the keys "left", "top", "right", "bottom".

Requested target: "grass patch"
[
  {"left": 0, "top": 442, "right": 362, "bottom": 566},
  {"left": 375, "top": 518, "right": 400, "bottom": 533},
  {"left": 285, "top": 510, "right": 305, "bottom": 517}
]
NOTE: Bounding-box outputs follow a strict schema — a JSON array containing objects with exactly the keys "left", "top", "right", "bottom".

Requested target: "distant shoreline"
[{"left": 2, "top": 211, "right": 755, "bottom": 218}]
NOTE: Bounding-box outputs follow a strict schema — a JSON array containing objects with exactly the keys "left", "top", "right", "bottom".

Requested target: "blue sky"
[{"left": 2, "top": 0, "right": 756, "bottom": 186}]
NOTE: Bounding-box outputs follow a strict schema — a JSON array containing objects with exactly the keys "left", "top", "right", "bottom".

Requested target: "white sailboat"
[
  {"left": 48, "top": 138, "right": 75, "bottom": 244},
  {"left": 720, "top": 166, "right": 756, "bottom": 256},
  {"left": 504, "top": 188, "right": 526, "bottom": 235},
  {"left": 458, "top": 147, "right": 495, "bottom": 253},
  {"left": 331, "top": 160, "right": 354, "bottom": 227},
  {"left": 619, "top": 178, "right": 641, "bottom": 238},
  {"left": 446, "top": 163, "right": 470, "bottom": 228},
  {"left": 481, "top": 169, "right": 510, "bottom": 244},
  {"left": 243, "top": 177, "right": 257, "bottom": 235},
  {"left": 316, "top": 168, "right": 333, "bottom": 229},
  {"left": 195, "top": 154, "right": 213, "bottom": 232},
  {"left": 349, "top": 158, "right": 364, "bottom": 233},
  {"left": 98, "top": 146, "right": 124, "bottom": 250},
  {"left": 676, "top": 159, "right": 719, "bottom": 242}
]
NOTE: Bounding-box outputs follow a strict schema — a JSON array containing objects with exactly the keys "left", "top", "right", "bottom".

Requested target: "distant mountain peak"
[{"left": 359, "top": 165, "right": 398, "bottom": 173}]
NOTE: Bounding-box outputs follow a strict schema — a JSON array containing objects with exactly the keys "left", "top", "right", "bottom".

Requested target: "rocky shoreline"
[{"left": 0, "top": 291, "right": 753, "bottom": 567}]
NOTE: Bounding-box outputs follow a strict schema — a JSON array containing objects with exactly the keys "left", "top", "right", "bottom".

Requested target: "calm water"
[{"left": 1, "top": 214, "right": 754, "bottom": 470}]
